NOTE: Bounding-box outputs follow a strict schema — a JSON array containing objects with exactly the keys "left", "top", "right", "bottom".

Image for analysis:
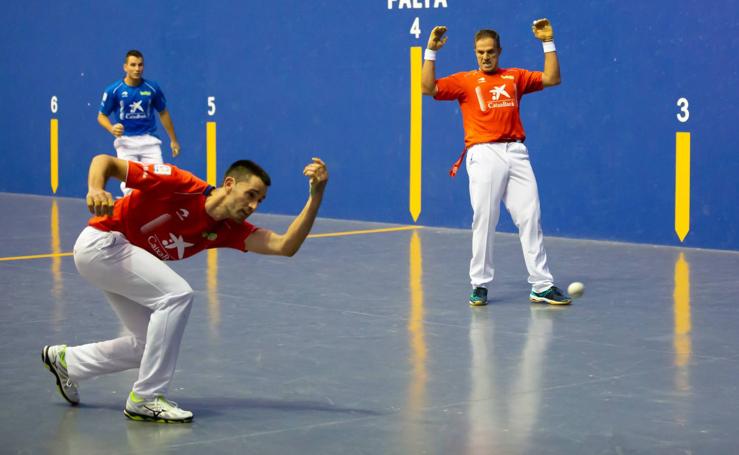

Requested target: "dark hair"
[
  {"left": 125, "top": 50, "right": 144, "bottom": 63},
  {"left": 474, "top": 29, "right": 501, "bottom": 49},
  {"left": 224, "top": 160, "right": 271, "bottom": 186}
]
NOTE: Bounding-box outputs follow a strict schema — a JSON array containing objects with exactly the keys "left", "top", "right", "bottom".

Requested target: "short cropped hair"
[
  {"left": 474, "top": 29, "right": 501, "bottom": 49},
  {"left": 224, "top": 160, "right": 271, "bottom": 187},
  {"left": 125, "top": 50, "right": 144, "bottom": 63}
]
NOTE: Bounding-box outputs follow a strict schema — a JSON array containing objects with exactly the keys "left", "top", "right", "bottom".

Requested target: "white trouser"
[
  {"left": 67, "top": 226, "right": 193, "bottom": 399},
  {"left": 113, "top": 135, "right": 163, "bottom": 195},
  {"left": 466, "top": 142, "right": 553, "bottom": 292}
]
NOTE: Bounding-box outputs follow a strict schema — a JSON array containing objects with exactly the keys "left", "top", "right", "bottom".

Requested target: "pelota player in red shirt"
[
  {"left": 422, "top": 19, "right": 571, "bottom": 306},
  {"left": 42, "top": 154, "right": 328, "bottom": 422}
]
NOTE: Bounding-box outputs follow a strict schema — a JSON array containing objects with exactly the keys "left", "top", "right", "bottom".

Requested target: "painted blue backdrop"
[{"left": 1, "top": 1, "right": 738, "bottom": 250}]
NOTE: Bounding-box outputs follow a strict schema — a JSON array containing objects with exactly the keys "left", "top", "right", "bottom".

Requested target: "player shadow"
[{"left": 186, "top": 396, "right": 383, "bottom": 418}]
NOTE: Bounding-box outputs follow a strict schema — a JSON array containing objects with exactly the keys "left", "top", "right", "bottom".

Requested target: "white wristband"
[
  {"left": 424, "top": 49, "right": 437, "bottom": 61},
  {"left": 542, "top": 41, "right": 556, "bottom": 53}
]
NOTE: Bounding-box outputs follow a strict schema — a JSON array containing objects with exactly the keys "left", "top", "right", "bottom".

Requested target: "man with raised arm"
[
  {"left": 42, "top": 155, "right": 328, "bottom": 422},
  {"left": 422, "top": 20, "right": 570, "bottom": 306}
]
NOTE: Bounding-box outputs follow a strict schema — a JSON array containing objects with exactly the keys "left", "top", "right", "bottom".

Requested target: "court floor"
[{"left": 2, "top": 192, "right": 739, "bottom": 454}]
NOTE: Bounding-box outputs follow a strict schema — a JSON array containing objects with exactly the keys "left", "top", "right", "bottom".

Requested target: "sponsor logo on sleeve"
[{"left": 153, "top": 164, "right": 172, "bottom": 175}]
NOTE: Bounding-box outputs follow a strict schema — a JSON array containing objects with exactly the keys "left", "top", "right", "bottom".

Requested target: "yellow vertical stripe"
[
  {"left": 409, "top": 47, "right": 422, "bottom": 222},
  {"left": 50, "top": 119, "right": 58, "bottom": 193},
  {"left": 207, "top": 121, "right": 217, "bottom": 186},
  {"left": 675, "top": 132, "right": 690, "bottom": 242}
]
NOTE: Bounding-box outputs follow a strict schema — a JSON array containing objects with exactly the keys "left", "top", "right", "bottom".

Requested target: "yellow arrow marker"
[
  {"left": 207, "top": 121, "right": 217, "bottom": 186},
  {"left": 50, "top": 119, "right": 59, "bottom": 193},
  {"left": 675, "top": 132, "right": 690, "bottom": 241},
  {"left": 409, "top": 46, "right": 422, "bottom": 222}
]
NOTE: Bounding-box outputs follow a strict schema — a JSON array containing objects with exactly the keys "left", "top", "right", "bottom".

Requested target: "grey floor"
[{"left": 2, "top": 192, "right": 739, "bottom": 454}]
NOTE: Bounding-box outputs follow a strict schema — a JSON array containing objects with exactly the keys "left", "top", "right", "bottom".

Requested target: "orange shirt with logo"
[
  {"left": 434, "top": 68, "right": 543, "bottom": 148},
  {"left": 89, "top": 162, "right": 258, "bottom": 261}
]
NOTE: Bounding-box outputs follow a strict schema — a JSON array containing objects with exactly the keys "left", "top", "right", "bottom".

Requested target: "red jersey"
[
  {"left": 89, "top": 162, "right": 258, "bottom": 261},
  {"left": 434, "top": 68, "right": 543, "bottom": 147}
]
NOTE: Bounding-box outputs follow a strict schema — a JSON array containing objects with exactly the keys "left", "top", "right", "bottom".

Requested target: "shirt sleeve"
[
  {"left": 214, "top": 222, "right": 260, "bottom": 252},
  {"left": 152, "top": 83, "right": 167, "bottom": 112},
  {"left": 126, "top": 162, "right": 208, "bottom": 196},
  {"left": 434, "top": 73, "right": 466, "bottom": 101},
  {"left": 517, "top": 69, "right": 544, "bottom": 95},
  {"left": 99, "top": 87, "right": 115, "bottom": 116}
]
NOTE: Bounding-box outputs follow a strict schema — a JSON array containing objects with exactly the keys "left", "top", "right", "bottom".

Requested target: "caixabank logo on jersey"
[
  {"left": 123, "top": 99, "right": 149, "bottom": 120},
  {"left": 475, "top": 83, "right": 516, "bottom": 112}
]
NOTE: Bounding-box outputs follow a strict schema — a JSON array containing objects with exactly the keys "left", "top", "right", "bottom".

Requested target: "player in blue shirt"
[{"left": 98, "top": 50, "right": 181, "bottom": 194}]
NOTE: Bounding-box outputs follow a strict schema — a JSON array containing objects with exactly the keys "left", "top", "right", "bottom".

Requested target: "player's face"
[
  {"left": 475, "top": 38, "right": 500, "bottom": 73},
  {"left": 123, "top": 57, "right": 144, "bottom": 81},
  {"left": 226, "top": 175, "right": 268, "bottom": 222}
]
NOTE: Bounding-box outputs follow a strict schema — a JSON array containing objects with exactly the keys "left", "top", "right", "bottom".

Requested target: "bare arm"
[
  {"left": 422, "top": 26, "right": 448, "bottom": 96},
  {"left": 245, "top": 158, "right": 328, "bottom": 257},
  {"left": 158, "top": 109, "right": 181, "bottom": 157},
  {"left": 97, "top": 112, "right": 124, "bottom": 137},
  {"left": 532, "top": 18, "right": 561, "bottom": 87},
  {"left": 86, "top": 155, "right": 129, "bottom": 216}
]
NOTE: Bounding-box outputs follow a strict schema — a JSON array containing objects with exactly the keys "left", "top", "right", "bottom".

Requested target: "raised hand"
[
  {"left": 303, "top": 157, "right": 328, "bottom": 196},
  {"left": 427, "top": 26, "right": 448, "bottom": 51},
  {"left": 531, "top": 18, "right": 554, "bottom": 42}
]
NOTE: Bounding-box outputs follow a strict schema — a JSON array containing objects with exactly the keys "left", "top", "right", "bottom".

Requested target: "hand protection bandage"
[
  {"left": 542, "top": 41, "right": 556, "bottom": 53},
  {"left": 424, "top": 49, "right": 437, "bottom": 61}
]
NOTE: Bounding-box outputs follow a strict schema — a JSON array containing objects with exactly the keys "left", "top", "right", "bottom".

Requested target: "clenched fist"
[
  {"left": 531, "top": 18, "right": 554, "bottom": 42},
  {"left": 427, "top": 26, "right": 448, "bottom": 50}
]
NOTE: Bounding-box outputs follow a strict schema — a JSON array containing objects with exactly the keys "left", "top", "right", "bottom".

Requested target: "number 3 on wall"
[{"left": 676, "top": 97, "right": 689, "bottom": 123}]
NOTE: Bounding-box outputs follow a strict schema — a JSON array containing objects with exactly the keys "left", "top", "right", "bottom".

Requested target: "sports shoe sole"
[
  {"left": 469, "top": 300, "right": 488, "bottom": 306},
  {"left": 124, "top": 409, "right": 193, "bottom": 423},
  {"left": 42, "top": 345, "right": 79, "bottom": 405},
  {"left": 529, "top": 296, "right": 572, "bottom": 305}
]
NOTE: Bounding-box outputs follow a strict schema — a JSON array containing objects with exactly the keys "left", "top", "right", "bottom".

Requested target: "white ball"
[{"left": 567, "top": 282, "right": 585, "bottom": 298}]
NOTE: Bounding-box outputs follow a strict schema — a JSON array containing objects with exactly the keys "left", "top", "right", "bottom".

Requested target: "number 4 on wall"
[{"left": 410, "top": 17, "right": 421, "bottom": 39}]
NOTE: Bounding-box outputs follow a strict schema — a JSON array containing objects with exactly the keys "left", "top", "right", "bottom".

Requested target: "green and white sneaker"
[
  {"left": 469, "top": 287, "right": 488, "bottom": 306},
  {"left": 42, "top": 345, "right": 80, "bottom": 405},
  {"left": 529, "top": 286, "right": 572, "bottom": 305},
  {"left": 124, "top": 392, "right": 193, "bottom": 423}
]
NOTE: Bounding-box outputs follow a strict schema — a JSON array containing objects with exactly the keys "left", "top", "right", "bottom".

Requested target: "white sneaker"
[
  {"left": 124, "top": 392, "right": 193, "bottom": 423},
  {"left": 42, "top": 345, "right": 80, "bottom": 405}
]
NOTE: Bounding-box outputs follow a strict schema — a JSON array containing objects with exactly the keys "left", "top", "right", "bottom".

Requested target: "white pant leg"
[
  {"left": 114, "top": 135, "right": 163, "bottom": 195},
  {"left": 502, "top": 143, "right": 553, "bottom": 292},
  {"left": 67, "top": 291, "right": 150, "bottom": 380},
  {"left": 466, "top": 143, "right": 509, "bottom": 289},
  {"left": 68, "top": 227, "right": 194, "bottom": 398}
]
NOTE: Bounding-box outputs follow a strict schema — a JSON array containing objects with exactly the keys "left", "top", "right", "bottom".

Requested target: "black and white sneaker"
[{"left": 124, "top": 392, "right": 193, "bottom": 423}]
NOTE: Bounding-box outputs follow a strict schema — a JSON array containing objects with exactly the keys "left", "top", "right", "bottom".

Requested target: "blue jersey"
[{"left": 100, "top": 78, "right": 167, "bottom": 136}]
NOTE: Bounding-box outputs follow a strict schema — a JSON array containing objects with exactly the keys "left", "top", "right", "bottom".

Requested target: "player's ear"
[{"left": 223, "top": 176, "right": 236, "bottom": 193}]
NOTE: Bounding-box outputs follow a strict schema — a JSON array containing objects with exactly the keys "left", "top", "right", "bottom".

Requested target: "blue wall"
[{"left": 2, "top": 1, "right": 738, "bottom": 250}]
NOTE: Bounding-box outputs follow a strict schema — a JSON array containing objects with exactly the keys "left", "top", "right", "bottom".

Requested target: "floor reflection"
[
  {"left": 207, "top": 249, "right": 220, "bottom": 339},
  {"left": 467, "top": 306, "right": 557, "bottom": 454},
  {"left": 673, "top": 252, "right": 692, "bottom": 425},
  {"left": 51, "top": 199, "right": 64, "bottom": 330},
  {"left": 403, "top": 231, "right": 429, "bottom": 453}
]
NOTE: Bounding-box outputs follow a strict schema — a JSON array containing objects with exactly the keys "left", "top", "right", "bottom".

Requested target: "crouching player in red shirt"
[{"left": 42, "top": 154, "right": 328, "bottom": 422}]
